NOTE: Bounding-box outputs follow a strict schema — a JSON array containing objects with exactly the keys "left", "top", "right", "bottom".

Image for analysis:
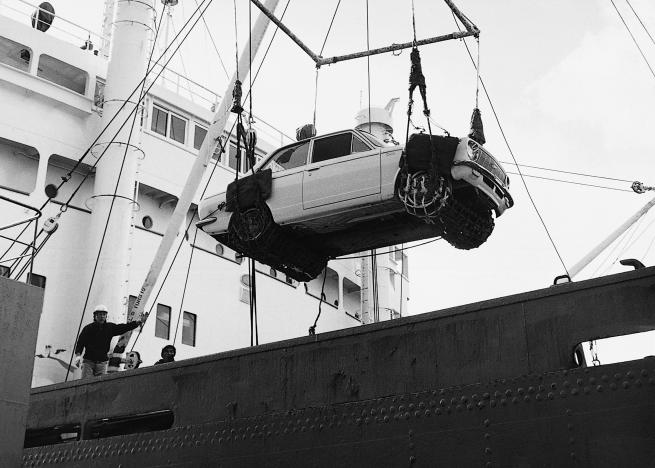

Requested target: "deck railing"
[{"left": 0, "top": 0, "right": 107, "bottom": 52}]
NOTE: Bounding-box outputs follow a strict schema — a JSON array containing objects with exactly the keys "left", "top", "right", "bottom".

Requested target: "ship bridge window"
[
  {"left": 155, "top": 303, "right": 171, "bottom": 339},
  {"left": 0, "top": 35, "right": 31, "bottom": 72},
  {"left": 0, "top": 137, "right": 39, "bottom": 194},
  {"left": 182, "top": 311, "right": 196, "bottom": 346},
  {"left": 151, "top": 104, "right": 187, "bottom": 144},
  {"left": 194, "top": 124, "right": 207, "bottom": 150},
  {"left": 37, "top": 54, "right": 88, "bottom": 94}
]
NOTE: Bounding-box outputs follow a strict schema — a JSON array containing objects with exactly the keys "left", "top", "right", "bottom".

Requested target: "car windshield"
[
  {"left": 357, "top": 131, "right": 386, "bottom": 148},
  {"left": 262, "top": 141, "right": 310, "bottom": 172}
]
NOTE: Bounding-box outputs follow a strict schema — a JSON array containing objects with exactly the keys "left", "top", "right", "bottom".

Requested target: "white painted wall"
[{"left": 0, "top": 16, "right": 366, "bottom": 387}]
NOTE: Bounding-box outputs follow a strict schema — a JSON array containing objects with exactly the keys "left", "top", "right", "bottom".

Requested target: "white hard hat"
[{"left": 93, "top": 304, "right": 108, "bottom": 314}]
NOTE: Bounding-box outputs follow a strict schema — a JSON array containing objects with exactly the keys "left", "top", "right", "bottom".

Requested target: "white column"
[{"left": 86, "top": 0, "right": 154, "bottom": 324}]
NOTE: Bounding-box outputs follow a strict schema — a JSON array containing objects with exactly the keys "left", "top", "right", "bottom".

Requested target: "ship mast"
[
  {"left": 85, "top": 0, "right": 155, "bottom": 324},
  {"left": 569, "top": 196, "right": 655, "bottom": 278}
]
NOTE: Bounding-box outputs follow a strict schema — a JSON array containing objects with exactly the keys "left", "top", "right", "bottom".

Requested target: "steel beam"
[{"left": 249, "top": 0, "right": 480, "bottom": 68}]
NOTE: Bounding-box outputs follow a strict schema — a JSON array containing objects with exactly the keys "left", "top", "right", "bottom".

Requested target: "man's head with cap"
[{"left": 93, "top": 304, "right": 108, "bottom": 323}]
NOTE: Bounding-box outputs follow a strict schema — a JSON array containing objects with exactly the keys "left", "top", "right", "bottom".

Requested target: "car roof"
[{"left": 254, "top": 129, "right": 373, "bottom": 170}]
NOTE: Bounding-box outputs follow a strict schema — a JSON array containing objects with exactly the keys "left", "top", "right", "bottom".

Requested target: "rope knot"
[{"left": 231, "top": 80, "right": 243, "bottom": 114}]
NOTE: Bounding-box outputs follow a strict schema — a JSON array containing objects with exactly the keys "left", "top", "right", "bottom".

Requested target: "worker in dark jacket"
[
  {"left": 154, "top": 345, "right": 176, "bottom": 365},
  {"left": 73, "top": 305, "right": 142, "bottom": 378}
]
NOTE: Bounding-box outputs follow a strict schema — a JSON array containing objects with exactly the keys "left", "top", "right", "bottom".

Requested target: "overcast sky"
[{"left": 16, "top": 0, "right": 655, "bottom": 361}]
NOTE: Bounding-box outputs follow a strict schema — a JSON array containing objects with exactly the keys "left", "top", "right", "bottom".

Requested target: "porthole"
[
  {"left": 142, "top": 216, "right": 153, "bottom": 229},
  {"left": 269, "top": 268, "right": 277, "bottom": 278},
  {"left": 235, "top": 253, "right": 244, "bottom": 264},
  {"left": 215, "top": 243, "right": 224, "bottom": 256},
  {"left": 240, "top": 274, "right": 250, "bottom": 287}
]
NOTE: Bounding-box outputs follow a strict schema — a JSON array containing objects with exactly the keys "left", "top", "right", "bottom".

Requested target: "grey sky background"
[{"left": 29, "top": 0, "right": 655, "bottom": 361}]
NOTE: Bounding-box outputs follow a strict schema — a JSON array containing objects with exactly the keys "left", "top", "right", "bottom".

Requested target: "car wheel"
[{"left": 231, "top": 203, "right": 273, "bottom": 242}]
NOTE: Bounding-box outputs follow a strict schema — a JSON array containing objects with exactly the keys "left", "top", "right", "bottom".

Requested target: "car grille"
[{"left": 469, "top": 140, "right": 507, "bottom": 184}]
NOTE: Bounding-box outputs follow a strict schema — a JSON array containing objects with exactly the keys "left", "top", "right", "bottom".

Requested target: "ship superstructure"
[{"left": 0, "top": 0, "right": 407, "bottom": 387}]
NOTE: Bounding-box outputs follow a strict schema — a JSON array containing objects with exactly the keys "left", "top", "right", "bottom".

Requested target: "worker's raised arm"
[{"left": 110, "top": 321, "right": 141, "bottom": 336}]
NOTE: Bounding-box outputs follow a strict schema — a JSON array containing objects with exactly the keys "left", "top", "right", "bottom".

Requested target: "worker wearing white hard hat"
[{"left": 73, "top": 304, "right": 142, "bottom": 378}]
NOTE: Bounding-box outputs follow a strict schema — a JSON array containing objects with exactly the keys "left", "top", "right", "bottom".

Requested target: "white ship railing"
[
  {"left": 0, "top": 0, "right": 293, "bottom": 146},
  {"left": 150, "top": 63, "right": 294, "bottom": 146},
  {"left": 0, "top": 0, "right": 106, "bottom": 51}
]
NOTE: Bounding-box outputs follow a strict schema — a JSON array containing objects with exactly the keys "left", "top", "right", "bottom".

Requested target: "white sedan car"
[{"left": 198, "top": 129, "right": 513, "bottom": 281}]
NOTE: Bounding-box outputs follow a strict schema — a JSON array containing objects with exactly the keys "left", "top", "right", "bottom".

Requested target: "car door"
[
  {"left": 302, "top": 131, "right": 381, "bottom": 210},
  {"left": 260, "top": 141, "right": 310, "bottom": 224}
]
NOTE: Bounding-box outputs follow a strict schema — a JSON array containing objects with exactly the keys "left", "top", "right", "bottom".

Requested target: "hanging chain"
[{"left": 589, "top": 340, "right": 601, "bottom": 366}]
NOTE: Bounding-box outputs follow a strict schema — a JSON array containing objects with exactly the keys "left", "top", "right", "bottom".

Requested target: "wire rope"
[
  {"left": 308, "top": 267, "right": 328, "bottom": 335},
  {"left": 172, "top": 228, "right": 199, "bottom": 344},
  {"left": 131, "top": 120, "right": 238, "bottom": 349},
  {"left": 192, "top": 0, "right": 231, "bottom": 80},
  {"left": 334, "top": 237, "right": 441, "bottom": 260},
  {"left": 589, "top": 226, "right": 631, "bottom": 278},
  {"left": 452, "top": 13, "right": 570, "bottom": 277},
  {"left": 313, "top": 0, "right": 341, "bottom": 127},
  {"left": 610, "top": 0, "right": 655, "bottom": 80},
  {"left": 624, "top": 0, "right": 655, "bottom": 46},
  {"left": 505, "top": 172, "right": 634, "bottom": 193},
  {"left": 66, "top": 1, "right": 216, "bottom": 379},
  {"left": 65, "top": 3, "right": 169, "bottom": 381},
  {"left": 623, "top": 210, "right": 655, "bottom": 253},
  {"left": 1, "top": 0, "right": 215, "bottom": 265},
  {"left": 502, "top": 161, "right": 635, "bottom": 184}
]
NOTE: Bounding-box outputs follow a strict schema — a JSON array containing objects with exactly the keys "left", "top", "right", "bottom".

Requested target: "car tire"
[
  {"left": 227, "top": 203, "right": 328, "bottom": 282},
  {"left": 440, "top": 189, "right": 495, "bottom": 250}
]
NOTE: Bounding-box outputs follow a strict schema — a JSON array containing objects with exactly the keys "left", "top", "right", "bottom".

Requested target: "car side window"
[
  {"left": 352, "top": 134, "right": 371, "bottom": 153},
  {"left": 264, "top": 141, "right": 310, "bottom": 172},
  {"left": 311, "top": 133, "right": 353, "bottom": 163}
]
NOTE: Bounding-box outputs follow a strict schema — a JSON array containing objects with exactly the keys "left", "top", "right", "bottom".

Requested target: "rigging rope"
[
  {"left": 172, "top": 227, "right": 199, "bottom": 343},
  {"left": 366, "top": 0, "right": 372, "bottom": 132},
  {"left": 192, "top": 0, "right": 230, "bottom": 80},
  {"left": 308, "top": 267, "right": 328, "bottom": 335},
  {"left": 504, "top": 172, "right": 634, "bottom": 193},
  {"left": 66, "top": 2, "right": 170, "bottom": 381},
  {"left": 313, "top": 0, "right": 342, "bottom": 128},
  {"left": 131, "top": 121, "right": 237, "bottom": 349},
  {"left": 2, "top": 0, "right": 215, "bottom": 268},
  {"left": 451, "top": 12, "right": 570, "bottom": 277},
  {"left": 132, "top": 0, "right": 290, "bottom": 348},
  {"left": 610, "top": 0, "right": 655, "bottom": 80},
  {"left": 334, "top": 237, "right": 441, "bottom": 260},
  {"left": 624, "top": 0, "right": 655, "bottom": 47}
]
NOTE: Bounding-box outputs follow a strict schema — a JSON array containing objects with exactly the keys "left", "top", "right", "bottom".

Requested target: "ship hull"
[{"left": 23, "top": 267, "right": 655, "bottom": 467}]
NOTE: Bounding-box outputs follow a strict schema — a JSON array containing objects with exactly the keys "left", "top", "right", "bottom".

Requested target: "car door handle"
[{"left": 306, "top": 167, "right": 321, "bottom": 172}]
